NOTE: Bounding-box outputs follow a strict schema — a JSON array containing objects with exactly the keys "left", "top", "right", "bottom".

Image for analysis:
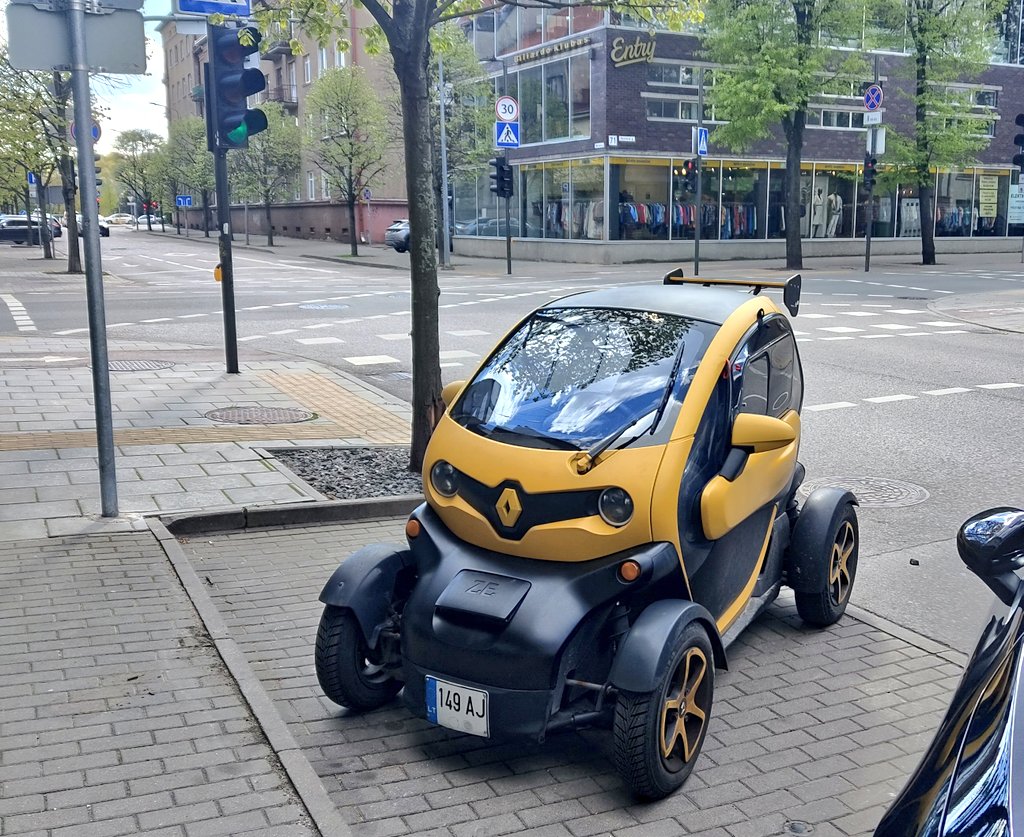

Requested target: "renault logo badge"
[{"left": 496, "top": 487, "right": 522, "bottom": 527}]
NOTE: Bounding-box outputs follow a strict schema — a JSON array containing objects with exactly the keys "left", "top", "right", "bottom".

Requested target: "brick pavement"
[
  {"left": 0, "top": 532, "right": 318, "bottom": 837},
  {"left": 180, "top": 518, "right": 967, "bottom": 837}
]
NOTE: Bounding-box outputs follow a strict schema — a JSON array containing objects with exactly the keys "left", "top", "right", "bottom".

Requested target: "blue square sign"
[
  {"left": 175, "top": 0, "right": 250, "bottom": 16},
  {"left": 495, "top": 121, "right": 520, "bottom": 148}
]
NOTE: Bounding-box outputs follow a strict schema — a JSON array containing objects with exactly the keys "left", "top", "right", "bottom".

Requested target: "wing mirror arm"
[{"left": 982, "top": 572, "right": 1024, "bottom": 608}]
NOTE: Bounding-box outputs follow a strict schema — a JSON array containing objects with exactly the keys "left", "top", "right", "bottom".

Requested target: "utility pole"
[
  {"left": 438, "top": 55, "right": 452, "bottom": 269},
  {"left": 864, "top": 54, "right": 880, "bottom": 273},
  {"left": 695, "top": 67, "right": 704, "bottom": 276}
]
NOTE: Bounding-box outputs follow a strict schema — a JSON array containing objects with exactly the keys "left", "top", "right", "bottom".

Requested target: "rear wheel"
[
  {"left": 315, "top": 606, "right": 402, "bottom": 710},
  {"left": 793, "top": 504, "right": 859, "bottom": 626},
  {"left": 613, "top": 624, "right": 714, "bottom": 799}
]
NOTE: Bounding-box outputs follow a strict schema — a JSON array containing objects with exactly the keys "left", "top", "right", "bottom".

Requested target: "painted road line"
[
  {"left": 801, "top": 313, "right": 834, "bottom": 319},
  {"left": 439, "top": 350, "right": 478, "bottom": 360},
  {"left": 378, "top": 333, "right": 410, "bottom": 341},
  {"left": 976, "top": 382, "right": 1024, "bottom": 389},
  {"left": 805, "top": 402, "right": 858, "bottom": 411},
  {"left": 918, "top": 321, "right": 963, "bottom": 327},
  {"left": 923, "top": 387, "right": 973, "bottom": 396},
  {"left": 296, "top": 337, "right": 345, "bottom": 345},
  {"left": 448, "top": 330, "right": 490, "bottom": 337},
  {"left": 818, "top": 326, "right": 864, "bottom": 333},
  {"left": 864, "top": 394, "right": 917, "bottom": 403},
  {"left": 0, "top": 295, "right": 37, "bottom": 332},
  {"left": 343, "top": 355, "right": 399, "bottom": 366},
  {"left": 872, "top": 323, "right": 914, "bottom": 330}
]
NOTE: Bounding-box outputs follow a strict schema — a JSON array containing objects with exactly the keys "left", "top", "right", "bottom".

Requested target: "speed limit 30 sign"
[{"left": 496, "top": 95, "right": 519, "bottom": 122}]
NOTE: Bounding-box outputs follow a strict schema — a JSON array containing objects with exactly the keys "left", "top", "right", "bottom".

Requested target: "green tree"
[
  {"left": 229, "top": 101, "right": 302, "bottom": 247},
  {"left": 307, "top": 66, "right": 395, "bottom": 256},
  {"left": 873, "top": 0, "right": 1002, "bottom": 264},
  {"left": 703, "top": 0, "right": 866, "bottom": 269},
  {"left": 114, "top": 129, "right": 164, "bottom": 230},
  {"left": 164, "top": 117, "right": 216, "bottom": 235}
]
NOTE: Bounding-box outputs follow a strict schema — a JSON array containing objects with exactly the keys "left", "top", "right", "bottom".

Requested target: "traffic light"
[
  {"left": 863, "top": 155, "right": 877, "bottom": 190},
  {"left": 94, "top": 166, "right": 103, "bottom": 188},
  {"left": 1013, "top": 113, "right": 1024, "bottom": 171},
  {"left": 206, "top": 24, "right": 268, "bottom": 151},
  {"left": 489, "top": 156, "right": 513, "bottom": 200},
  {"left": 681, "top": 158, "right": 699, "bottom": 193}
]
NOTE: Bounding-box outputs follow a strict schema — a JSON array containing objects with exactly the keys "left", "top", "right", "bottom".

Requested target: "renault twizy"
[{"left": 315, "top": 271, "right": 859, "bottom": 799}]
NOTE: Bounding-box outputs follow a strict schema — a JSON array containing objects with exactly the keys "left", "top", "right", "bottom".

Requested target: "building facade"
[
  {"left": 454, "top": 5, "right": 1024, "bottom": 262},
  {"left": 158, "top": 13, "right": 407, "bottom": 244}
]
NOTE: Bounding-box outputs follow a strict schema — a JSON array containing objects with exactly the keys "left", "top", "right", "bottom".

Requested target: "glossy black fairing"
[{"left": 873, "top": 583, "right": 1024, "bottom": 837}]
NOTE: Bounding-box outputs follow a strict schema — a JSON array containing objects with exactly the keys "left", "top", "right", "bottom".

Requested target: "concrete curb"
[
  {"left": 148, "top": 518, "right": 352, "bottom": 837},
  {"left": 162, "top": 495, "right": 423, "bottom": 535}
]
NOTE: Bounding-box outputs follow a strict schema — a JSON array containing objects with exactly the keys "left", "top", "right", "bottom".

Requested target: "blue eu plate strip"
[{"left": 425, "top": 676, "right": 438, "bottom": 724}]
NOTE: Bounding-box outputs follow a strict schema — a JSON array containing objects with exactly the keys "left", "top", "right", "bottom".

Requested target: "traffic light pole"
[
  {"left": 864, "top": 54, "right": 879, "bottom": 273},
  {"left": 214, "top": 146, "right": 239, "bottom": 374},
  {"left": 695, "top": 67, "right": 704, "bottom": 277}
]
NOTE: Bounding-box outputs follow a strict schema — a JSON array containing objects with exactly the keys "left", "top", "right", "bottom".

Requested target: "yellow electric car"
[{"left": 315, "top": 271, "right": 859, "bottom": 799}]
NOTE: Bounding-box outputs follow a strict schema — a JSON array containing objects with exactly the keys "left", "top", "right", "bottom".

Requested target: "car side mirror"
[
  {"left": 731, "top": 413, "right": 796, "bottom": 453},
  {"left": 441, "top": 380, "right": 467, "bottom": 409},
  {"left": 958, "top": 507, "right": 1024, "bottom": 606}
]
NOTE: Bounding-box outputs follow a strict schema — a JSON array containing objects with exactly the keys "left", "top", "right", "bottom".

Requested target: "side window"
[
  {"left": 767, "top": 334, "right": 800, "bottom": 417},
  {"left": 738, "top": 353, "right": 769, "bottom": 415}
]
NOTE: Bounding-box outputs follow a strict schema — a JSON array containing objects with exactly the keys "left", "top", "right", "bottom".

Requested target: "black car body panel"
[{"left": 874, "top": 582, "right": 1024, "bottom": 837}]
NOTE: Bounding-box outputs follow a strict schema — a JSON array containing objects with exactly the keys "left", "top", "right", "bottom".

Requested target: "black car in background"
[{"left": 874, "top": 507, "right": 1024, "bottom": 836}]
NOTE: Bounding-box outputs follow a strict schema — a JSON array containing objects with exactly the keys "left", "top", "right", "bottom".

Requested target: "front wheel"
[
  {"left": 613, "top": 623, "right": 715, "bottom": 799},
  {"left": 793, "top": 503, "right": 859, "bottom": 626},
  {"left": 315, "top": 606, "right": 402, "bottom": 711}
]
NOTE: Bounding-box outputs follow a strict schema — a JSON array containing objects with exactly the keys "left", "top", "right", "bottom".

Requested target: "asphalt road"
[{"left": 5, "top": 227, "right": 1024, "bottom": 654}]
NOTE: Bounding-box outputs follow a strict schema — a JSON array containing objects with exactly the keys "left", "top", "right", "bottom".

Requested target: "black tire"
[
  {"left": 793, "top": 504, "right": 859, "bottom": 626},
  {"left": 315, "top": 606, "right": 401, "bottom": 711},
  {"left": 613, "top": 623, "right": 715, "bottom": 799},
  {"left": 394, "top": 244, "right": 407, "bottom": 253}
]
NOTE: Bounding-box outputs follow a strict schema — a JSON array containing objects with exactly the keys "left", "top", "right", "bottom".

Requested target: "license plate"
[{"left": 425, "top": 676, "right": 489, "bottom": 737}]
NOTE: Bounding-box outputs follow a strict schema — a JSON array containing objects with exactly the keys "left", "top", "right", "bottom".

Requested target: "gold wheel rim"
[
  {"left": 660, "top": 646, "right": 709, "bottom": 763},
  {"left": 829, "top": 520, "right": 856, "bottom": 605}
]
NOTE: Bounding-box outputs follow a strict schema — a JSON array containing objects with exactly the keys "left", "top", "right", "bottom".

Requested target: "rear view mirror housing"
[{"left": 958, "top": 507, "right": 1024, "bottom": 605}]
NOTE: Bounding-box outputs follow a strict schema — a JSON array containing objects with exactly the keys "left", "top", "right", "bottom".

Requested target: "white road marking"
[
  {"left": 178, "top": 313, "right": 208, "bottom": 319},
  {"left": 918, "top": 321, "right": 962, "bottom": 327},
  {"left": 296, "top": 337, "right": 344, "bottom": 345},
  {"left": 801, "top": 313, "right": 834, "bottom": 319},
  {"left": 844, "top": 311, "right": 881, "bottom": 317},
  {"left": 378, "top": 333, "right": 410, "bottom": 341},
  {"left": 859, "top": 334, "right": 895, "bottom": 339},
  {"left": 141, "top": 318, "right": 172, "bottom": 323},
  {"left": 238, "top": 335, "right": 263, "bottom": 342},
  {"left": 440, "top": 362, "right": 464, "bottom": 368},
  {"left": 448, "top": 329, "right": 490, "bottom": 337},
  {"left": 805, "top": 402, "right": 858, "bottom": 411},
  {"left": 439, "top": 350, "right": 478, "bottom": 359},
  {"left": 343, "top": 355, "right": 399, "bottom": 366},
  {"left": 818, "top": 326, "right": 863, "bottom": 333},
  {"left": 872, "top": 323, "right": 913, "bottom": 330},
  {"left": 976, "top": 382, "right": 1024, "bottom": 389},
  {"left": 864, "top": 394, "right": 917, "bottom": 403},
  {"left": 270, "top": 329, "right": 298, "bottom": 335},
  {"left": 924, "top": 387, "right": 972, "bottom": 396},
  {"left": 0, "top": 294, "right": 37, "bottom": 332}
]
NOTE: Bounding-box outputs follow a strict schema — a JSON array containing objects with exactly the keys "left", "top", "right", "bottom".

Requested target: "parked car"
[
  {"left": 106, "top": 213, "right": 134, "bottom": 225},
  {"left": 313, "top": 272, "right": 859, "bottom": 800},
  {"left": 384, "top": 219, "right": 411, "bottom": 252},
  {"left": 0, "top": 216, "right": 59, "bottom": 243},
  {"left": 874, "top": 506, "right": 1024, "bottom": 836},
  {"left": 477, "top": 217, "right": 538, "bottom": 238},
  {"left": 75, "top": 214, "right": 110, "bottom": 237},
  {"left": 135, "top": 214, "right": 161, "bottom": 227}
]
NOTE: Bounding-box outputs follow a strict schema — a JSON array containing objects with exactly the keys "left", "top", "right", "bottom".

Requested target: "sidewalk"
[{"left": 0, "top": 245, "right": 994, "bottom": 836}]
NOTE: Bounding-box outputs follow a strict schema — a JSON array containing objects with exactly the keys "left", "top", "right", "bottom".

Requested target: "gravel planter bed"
[{"left": 271, "top": 446, "right": 422, "bottom": 500}]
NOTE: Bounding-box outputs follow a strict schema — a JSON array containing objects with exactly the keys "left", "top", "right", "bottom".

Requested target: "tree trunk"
[
  {"left": 348, "top": 195, "right": 359, "bottom": 257},
  {"left": 202, "top": 189, "right": 211, "bottom": 237},
  {"left": 35, "top": 179, "right": 53, "bottom": 259},
  {"left": 782, "top": 114, "right": 805, "bottom": 271},
  {"left": 264, "top": 194, "right": 274, "bottom": 246},
  {"left": 915, "top": 44, "right": 936, "bottom": 265},
  {"left": 60, "top": 154, "right": 81, "bottom": 273},
  {"left": 393, "top": 34, "right": 443, "bottom": 473}
]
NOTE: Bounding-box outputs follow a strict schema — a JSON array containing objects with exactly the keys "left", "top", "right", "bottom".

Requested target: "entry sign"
[
  {"left": 495, "top": 121, "right": 521, "bottom": 148},
  {"left": 864, "top": 84, "right": 883, "bottom": 112},
  {"left": 693, "top": 126, "right": 709, "bottom": 157},
  {"left": 495, "top": 95, "right": 519, "bottom": 122},
  {"left": 175, "top": 195, "right": 193, "bottom": 207}
]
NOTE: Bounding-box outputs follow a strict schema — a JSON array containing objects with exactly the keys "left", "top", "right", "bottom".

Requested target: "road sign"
[
  {"left": 70, "top": 121, "right": 101, "bottom": 142},
  {"left": 175, "top": 195, "right": 193, "bottom": 207},
  {"left": 866, "top": 127, "right": 886, "bottom": 154},
  {"left": 863, "top": 111, "right": 882, "bottom": 126},
  {"left": 495, "top": 121, "right": 520, "bottom": 148},
  {"left": 495, "top": 95, "right": 519, "bottom": 122},
  {"left": 864, "top": 84, "right": 883, "bottom": 111},
  {"left": 6, "top": 5, "right": 146, "bottom": 73},
  {"left": 27, "top": 172, "right": 37, "bottom": 185},
  {"left": 174, "top": 0, "right": 250, "bottom": 15},
  {"left": 692, "top": 126, "right": 709, "bottom": 157},
  {"left": 362, "top": 187, "right": 372, "bottom": 201}
]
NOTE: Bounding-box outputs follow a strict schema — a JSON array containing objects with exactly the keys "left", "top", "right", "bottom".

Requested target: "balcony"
[
  {"left": 265, "top": 39, "right": 292, "bottom": 57},
  {"left": 265, "top": 86, "right": 299, "bottom": 110},
  {"left": 190, "top": 85, "right": 204, "bottom": 103}
]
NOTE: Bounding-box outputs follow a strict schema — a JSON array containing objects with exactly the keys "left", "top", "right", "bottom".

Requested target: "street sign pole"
[
  {"left": 695, "top": 68, "right": 704, "bottom": 276},
  {"left": 865, "top": 54, "right": 880, "bottom": 274},
  {"left": 69, "top": 0, "right": 117, "bottom": 516},
  {"left": 439, "top": 55, "right": 452, "bottom": 269}
]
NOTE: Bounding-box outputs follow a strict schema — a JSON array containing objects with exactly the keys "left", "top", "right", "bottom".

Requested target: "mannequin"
[
  {"left": 826, "top": 191, "right": 843, "bottom": 237},
  {"left": 811, "top": 188, "right": 826, "bottom": 237}
]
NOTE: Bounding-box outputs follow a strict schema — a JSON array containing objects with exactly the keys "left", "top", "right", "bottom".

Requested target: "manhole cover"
[
  {"left": 799, "top": 476, "right": 929, "bottom": 508},
  {"left": 204, "top": 407, "right": 315, "bottom": 425},
  {"left": 108, "top": 359, "right": 175, "bottom": 371},
  {"left": 299, "top": 303, "right": 349, "bottom": 310}
]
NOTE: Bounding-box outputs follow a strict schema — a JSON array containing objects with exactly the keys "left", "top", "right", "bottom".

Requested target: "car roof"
[{"left": 541, "top": 283, "right": 755, "bottom": 327}]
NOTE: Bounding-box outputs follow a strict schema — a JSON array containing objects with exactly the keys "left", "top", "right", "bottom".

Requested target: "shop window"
[
  {"left": 519, "top": 65, "right": 543, "bottom": 144},
  {"left": 721, "top": 162, "right": 768, "bottom": 240},
  {"left": 570, "top": 56, "right": 590, "bottom": 138},
  {"left": 545, "top": 59, "right": 570, "bottom": 141},
  {"left": 855, "top": 174, "right": 897, "bottom": 239},
  {"left": 543, "top": 163, "right": 570, "bottom": 238},
  {"left": 975, "top": 170, "right": 1008, "bottom": 236},
  {"left": 521, "top": 164, "right": 545, "bottom": 238},
  {"left": 545, "top": 7, "right": 569, "bottom": 40},
  {"left": 610, "top": 161, "right": 670, "bottom": 241},
  {"left": 936, "top": 171, "right": 975, "bottom": 237},
  {"left": 570, "top": 159, "right": 605, "bottom": 240},
  {"left": 495, "top": 5, "right": 517, "bottom": 56},
  {"left": 571, "top": 5, "right": 605, "bottom": 32},
  {"left": 519, "top": 6, "right": 543, "bottom": 49}
]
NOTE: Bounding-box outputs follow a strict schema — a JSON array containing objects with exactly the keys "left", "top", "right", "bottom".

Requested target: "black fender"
[
  {"left": 318, "top": 543, "right": 413, "bottom": 648},
  {"left": 609, "top": 599, "right": 727, "bottom": 694},
  {"left": 786, "top": 487, "right": 858, "bottom": 593}
]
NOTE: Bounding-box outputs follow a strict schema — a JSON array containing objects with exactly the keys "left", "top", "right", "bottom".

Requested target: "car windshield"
[{"left": 450, "top": 307, "right": 715, "bottom": 450}]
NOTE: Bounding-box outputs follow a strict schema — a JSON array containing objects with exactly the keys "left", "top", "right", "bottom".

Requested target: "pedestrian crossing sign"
[
  {"left": 495, "top": 121, "right": 520, "bottom": 148},
  {"left": 692, "top": 126, "right": 709, "bottom": 157}
]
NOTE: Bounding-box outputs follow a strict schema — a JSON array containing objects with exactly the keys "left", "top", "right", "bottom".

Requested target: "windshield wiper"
[{"left": 575, "top": 340, "right": 687, "bottom": 474}]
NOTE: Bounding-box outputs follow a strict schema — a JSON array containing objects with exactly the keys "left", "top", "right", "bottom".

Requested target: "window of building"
[
  {"left": 321, "top": 172, "right": 330, "bottom": 199},
  {"left": 303, "top": 56, "right": 311, "bottom": 84},
  {"left": 571, "top": 57, "right": 590, "bottom": 138},
  {"left": 807, "top": 109, "right": 865, "bottom": 129},
  {"left": 334, "top": 42, "right": 346, "bottom": 68},
  {"left": 318, "top": 47, "right": 328, "bottom": 77},
  {"left": 519, "top": 5, "right": 543, "bottom": 49},
  {"left": 545, "top": 58, "right": 569, "bottom": 141},
  {"left": 307, "top": 171, "right": 315, "bottom": 200},
  {"left": 504, "top": 55, "right": 590, "bottom": 144},
  {"left": 647, "top": 63, "right": 695, "bottom": 86},
  {"left": 610, "top": 160, "right": 670, "bottom": 241},
  {"left": 975, "top": 89, "right": 998, "bottom": 108},
  {"left": 571, "top": 5, "right": 604, "bottom": 33}
]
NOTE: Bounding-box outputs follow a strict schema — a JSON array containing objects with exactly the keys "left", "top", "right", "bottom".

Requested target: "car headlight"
[
  {"left": 599, "top": 487, "right": 634, "bottom": 527},
  {"left": 430, "top": 460, "right": 459, "bottom": 497}
]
